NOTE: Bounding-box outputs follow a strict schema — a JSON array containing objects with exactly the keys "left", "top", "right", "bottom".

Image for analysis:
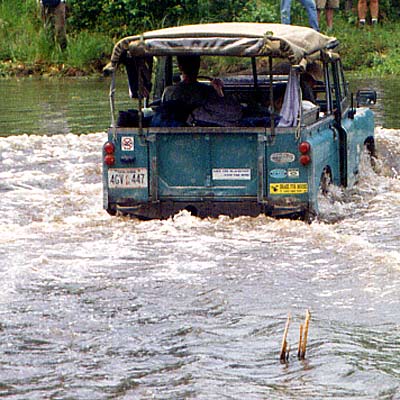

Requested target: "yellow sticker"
[{"left": 270, "top": 183, "right": 308, "bottom": 194}]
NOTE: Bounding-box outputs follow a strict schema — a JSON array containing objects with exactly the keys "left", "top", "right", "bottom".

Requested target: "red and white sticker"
[{"left": 121, "top": 136, "right": 134, "bottom": 151}]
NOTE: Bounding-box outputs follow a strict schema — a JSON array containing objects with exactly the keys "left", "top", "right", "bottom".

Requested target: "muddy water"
[
  {"left": 0, "top": 75, "right": 399, "bottom": 137},
  {"left": 0, "top": 127, "right": 399, "bottom": 399},
  {"left": 0, "top": 77, "right": 400, "bottom": 399},
  {"left": 0, "top": 78, "right": 131, "bottom": 136}
]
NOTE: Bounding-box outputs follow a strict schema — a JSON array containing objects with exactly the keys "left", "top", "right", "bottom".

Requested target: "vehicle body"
[{"left": 102, "top": 22, "right": 376, "bottom": 220}]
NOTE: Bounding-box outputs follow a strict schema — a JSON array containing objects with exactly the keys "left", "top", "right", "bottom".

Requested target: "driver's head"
[{"left": 177, "top": 55, "right": 201, "bottom": 80}]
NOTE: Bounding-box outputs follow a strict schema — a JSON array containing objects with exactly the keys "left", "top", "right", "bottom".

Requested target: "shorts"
[{"left": 316, "top": 0, "right": 339, "bottom": 9}]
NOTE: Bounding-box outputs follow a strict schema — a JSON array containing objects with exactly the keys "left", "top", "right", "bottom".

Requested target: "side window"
[
  {"left": 337, "top": 60, "right": 349, "bottom": 113},
  {"left": 313, "top": 63, "right": 332, "bottom": 115},
  {"left": 153, "top": 56, "right": 172, "bottom": 100},
  {"left": 328, "top": 60, "right": 349, "bottom": 116},
  {"left": 328, "top": 62, "right": 336, "bottom": 108}
]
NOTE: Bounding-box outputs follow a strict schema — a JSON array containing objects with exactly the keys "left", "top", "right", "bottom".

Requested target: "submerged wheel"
[
  {"left": 303, "top": 207, "right": 317, "bottom": 224},
  {"left": 364, "top": 138, "right": 377, "bottom": 171},
  {"left": 320, "top": 166, "right": 332, "bottom": 196},
  {"left": 184, "top": 205, "right": 199, "bottom": 217},
  {"left": 308, "top": 166, "right": 333, "bottom": 222},
  {"left": 364, "top": 138, "right": 376, "bottom": 158},
  {"left": 106, "top": 206, "right": 117, "bottom": 216}
]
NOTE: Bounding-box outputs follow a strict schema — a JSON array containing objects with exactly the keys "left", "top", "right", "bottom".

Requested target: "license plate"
[{"left": 108, "top": 168, "right": 148, "bottom": 189}]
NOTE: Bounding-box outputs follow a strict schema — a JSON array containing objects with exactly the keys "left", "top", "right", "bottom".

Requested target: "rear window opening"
[{"left": 117, "top": 55, "right": 328, "bottom": 129}]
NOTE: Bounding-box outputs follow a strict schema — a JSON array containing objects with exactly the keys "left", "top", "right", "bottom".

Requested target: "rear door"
[{"left": 154, "top": 128, "right": 258, "bottom": 199}]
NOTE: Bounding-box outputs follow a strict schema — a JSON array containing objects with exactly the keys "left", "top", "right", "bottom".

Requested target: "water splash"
[{"left": 0, "top": 128, "right": 400, "bottom": 398}]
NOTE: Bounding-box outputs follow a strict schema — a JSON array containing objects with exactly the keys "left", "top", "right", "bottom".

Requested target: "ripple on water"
[{"left": 0, "top": 129, "right": 399, "bottom": 398}]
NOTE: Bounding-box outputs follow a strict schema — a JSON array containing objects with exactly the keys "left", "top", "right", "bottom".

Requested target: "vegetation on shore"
[{"left": 1, "top": 0, "right": 400, "bottom": 77}]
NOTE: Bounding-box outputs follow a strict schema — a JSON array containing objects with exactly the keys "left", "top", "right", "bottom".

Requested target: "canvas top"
[{"left": 109, "top": 22, "right": 339, "bottom": 67}]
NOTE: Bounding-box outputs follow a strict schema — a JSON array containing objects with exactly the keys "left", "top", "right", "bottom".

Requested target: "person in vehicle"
[
  {"left": 162, "top": 55, "right": 224, "bottom": 108},
  {"left": 151, "top": 55, "right": 226, "bottom": 126},
  {"left": 271, "top": 84, "right": 287, "bottom": 113},
  {"left": 300, "top": 72, "right": 318, "bottom": 103},
  {"left": 300, "top": 62, "right": 323, "bottom": 104}
]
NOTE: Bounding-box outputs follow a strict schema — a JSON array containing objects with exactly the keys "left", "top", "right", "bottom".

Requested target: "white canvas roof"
[{"left": 110, "top": 22, "right": 339, "bottom": 67}]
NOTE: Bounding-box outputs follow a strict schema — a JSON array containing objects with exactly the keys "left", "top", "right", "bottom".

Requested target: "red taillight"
[
  {"left": 299, "top": 141, "right": 311, "bottom": 154},
  {"left": 104, "top": 154, "right": 115, "bottom": 166},
  {"left": 104, "top": 142, "right": 115, "bottom": 154},
  {"left": 299, "top": 154, "right": 311, "bottom": 165},
  {"left": 104, "top": 142, "right": 115, "bottom": 166},
  {"left": 299, "top": 141, "right": 311, "bottom": 165}
]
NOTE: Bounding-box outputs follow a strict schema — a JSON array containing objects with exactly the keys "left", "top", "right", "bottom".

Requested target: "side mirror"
[{"left": 356, "top": 90, "right": 377, "bottom": 107}]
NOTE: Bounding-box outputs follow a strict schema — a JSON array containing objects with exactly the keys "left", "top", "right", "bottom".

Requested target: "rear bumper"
[{"left": 107, "top": 199, "right": 310, "bottom": 220}]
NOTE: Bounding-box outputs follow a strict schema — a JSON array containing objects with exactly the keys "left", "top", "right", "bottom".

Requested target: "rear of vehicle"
[
  {"left": 104, "top": 125, "right": 320, "bottom": 219},
  {"left": 102, "top": 23, "right": 375, "bottom": 220}
]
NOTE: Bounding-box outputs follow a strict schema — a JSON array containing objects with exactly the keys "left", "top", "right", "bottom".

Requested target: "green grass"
[
  {"left": 64, "top": 31, "right": 113, "bottom": 71},
  {"left": 1, "top": 1, "right": 400, "bottom": 77},
  {"left": 0, "top": 0, "right": 112, "bottom": 75},
  {"left": 317, "top": 15, "right": 400, "bottom": 76}
]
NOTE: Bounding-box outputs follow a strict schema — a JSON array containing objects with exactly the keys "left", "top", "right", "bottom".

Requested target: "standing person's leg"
[
  {"left": 325, "top": 0, "right": 339, "bottom": 30},
  {"left": 316, "top": 0, "right": 325, "bottom": 25},
  {"left": 54, "top": 2, "right": 67, "bottom": 49},
  {"left": 41, "top": 4, "right": 56, "bottom": 40},
  {"left": 300, "top": 0, "right": 320, "bottom": 31},
  {"left": 281, "top": 0, "right": 292, "bottom": 24},
  {"left": 326, "top": 8, "right": 334, "bottom": 28},
  {"left": 370, "top": 0, "right": 379, "bottom": 22},
  {"left": 357, "top": 0, "right": 367, "bottom": 24}
]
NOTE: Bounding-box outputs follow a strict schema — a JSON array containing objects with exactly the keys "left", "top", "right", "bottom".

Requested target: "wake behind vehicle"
[{"left": 102, "top": 22, "right": 376, "bottom": 220}]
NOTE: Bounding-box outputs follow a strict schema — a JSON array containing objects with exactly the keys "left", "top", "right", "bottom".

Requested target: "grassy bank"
[
  {"left": 0, "top": 0, "right": 112, "bottom": 77},
  {"left": 330, "top": 17, "right": 400, "bottom": 76},
  {"left": 1, "top": 0, "right": 400, "bottom": 77}
]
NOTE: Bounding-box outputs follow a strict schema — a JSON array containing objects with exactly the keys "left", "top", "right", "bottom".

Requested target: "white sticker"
[
  {"left": 121, "top": 136, "right": 134, "bottom": 151},
  {"left": 288, "top": 168, "right": 300, "bottom": 178},
  {"left": 270, "top": 152, "right": 295, "bottom": 163},
  {"left": 212, "top": 168, "right": 251, "bottom": 180}
]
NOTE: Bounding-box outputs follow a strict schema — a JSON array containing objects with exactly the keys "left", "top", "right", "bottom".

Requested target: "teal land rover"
[{"left": 102, "top": 22, "right": 376, "bottom": 220}]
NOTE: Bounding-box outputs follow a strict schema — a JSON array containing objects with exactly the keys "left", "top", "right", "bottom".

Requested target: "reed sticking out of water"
[
  {"left": 298, "top": 323, "right": 304, "bottom": 357},
  {"left": 298, "top": 309, "right": 311, "bottom": 359},
  {"left": 280, "top": 309, "right": 311, "bottom": 362},
  {"left": 280, "top": 313, "right": 291, "bottom": 362}
]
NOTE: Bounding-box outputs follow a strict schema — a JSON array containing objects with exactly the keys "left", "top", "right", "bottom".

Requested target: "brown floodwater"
[{"left": 0, "top": 77, "right": 399, "bottom": 399}]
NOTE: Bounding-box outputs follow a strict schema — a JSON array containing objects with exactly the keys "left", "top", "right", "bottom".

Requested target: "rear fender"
[
  {"left": 103, "top": 129, "right": 150, "bottom": 210},
  {"left": 342, "top": 107, "right": 375, "bottom": 186},
  {"left": 302, "top": 125, "right": 340, "bottom": 209}
]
